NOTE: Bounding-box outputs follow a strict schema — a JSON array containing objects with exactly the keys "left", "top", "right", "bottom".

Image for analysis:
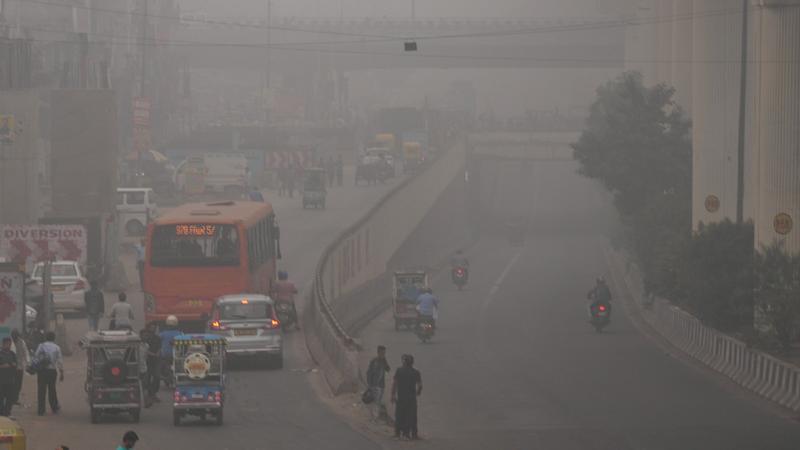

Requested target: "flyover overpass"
[{"left": 172, "top": 16, "right": 626, "bottom": 70}]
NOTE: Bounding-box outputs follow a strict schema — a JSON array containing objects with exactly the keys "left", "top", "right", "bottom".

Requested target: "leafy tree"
[
  {"left": 572, "top": 71, "right": 691, "bottom": 215},
  {"left": 754, "top": 243, "right": 800, "bottom": 350},
  {"left": 679, "top": 220, "right": 754, "bottom": 330}
]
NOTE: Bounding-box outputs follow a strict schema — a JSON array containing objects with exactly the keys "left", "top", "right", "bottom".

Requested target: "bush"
[
  {"left": 754, "top": 243, "right": 800, "bottom": 350},
  {"left": 679, "top": 220, "right": 754, "bottom": 330}
]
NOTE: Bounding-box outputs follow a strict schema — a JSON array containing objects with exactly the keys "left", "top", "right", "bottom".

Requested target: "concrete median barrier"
[
  {"left": 303, "top": 141, "right": 466, "bottom": 394},
  {"left": 607, "top": 247, "right": 800, "bottom": 412}
]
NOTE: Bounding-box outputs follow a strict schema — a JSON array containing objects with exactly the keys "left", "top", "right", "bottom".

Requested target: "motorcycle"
[
  {"left": 275, "top": 300, "right": 296, "bottom": 330},
  {"left": 452, "top": 266, "right": 468, "bottom": 290},
  {"left": 589, "top": 302, "right": 611, "bottom": 333},
  {"left": 415, "top": 318, "right": 435, "bottom": 343}
]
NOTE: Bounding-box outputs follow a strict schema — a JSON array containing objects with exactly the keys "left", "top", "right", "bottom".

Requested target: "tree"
[
  {"left": 754, "top": 243, "right": 800, "bottom": 350},
  {"left": 573, "top": 71, "right": 692, "bottom": 299},
  {"left": 572, "top": 71, "right": 691, "bottom": 215}
]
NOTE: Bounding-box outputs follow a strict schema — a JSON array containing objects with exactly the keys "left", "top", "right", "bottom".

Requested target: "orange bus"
[{"left": 143, "top": 201, "right": 280, "bottom": 324}]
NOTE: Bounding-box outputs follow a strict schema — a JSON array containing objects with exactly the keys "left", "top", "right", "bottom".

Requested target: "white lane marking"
[{"left": 480, "top": 249, "right": 524, "bottom": 315}]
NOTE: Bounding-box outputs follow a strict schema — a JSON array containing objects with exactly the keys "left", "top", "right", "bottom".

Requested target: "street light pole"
[{"left": 736, "top": 0, "right": 748, "bottom": 224}]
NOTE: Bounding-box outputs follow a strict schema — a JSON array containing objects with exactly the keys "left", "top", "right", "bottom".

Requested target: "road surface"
[
  {"left": 360, "top": 159, "right": 800, "bottom": 450},
  {"left": 18, "top": 168, "right": 394, "bottom": 450}
]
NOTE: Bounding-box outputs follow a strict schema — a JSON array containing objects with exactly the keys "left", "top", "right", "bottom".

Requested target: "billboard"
[{"left": 0, "top": 225, "right": 88, "bottom": 272}]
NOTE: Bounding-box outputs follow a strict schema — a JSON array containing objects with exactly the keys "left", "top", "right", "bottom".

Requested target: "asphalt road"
[
  {"left": 18, "top": 167, "right": 393, "bottom": 450},
  {"left": 360, "top": 159, "right": 800, "bottom": 450}
]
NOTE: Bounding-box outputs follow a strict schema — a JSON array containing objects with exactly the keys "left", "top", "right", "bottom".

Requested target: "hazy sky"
[{"left": 180, "top": 0, "right": 609, "bottom": 18}]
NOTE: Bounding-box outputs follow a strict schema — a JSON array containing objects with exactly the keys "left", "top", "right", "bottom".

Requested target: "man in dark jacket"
[
  {"left": 391, "top": 354, "right": 422, "bottom": 440},
  {"left": 366, "top": 345, "right": 390, "bottom": 421},
  {"left": 0, "top": 337, "right": 17, "bottom": 416},
  {"left": 83, "top": 280, "right": 105, "bottom": 331}
]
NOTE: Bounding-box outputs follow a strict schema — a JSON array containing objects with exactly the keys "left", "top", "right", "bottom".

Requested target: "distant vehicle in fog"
[
  {"left": 116, "top": 188, "right": 157, "bottom": 236},
  {"left": 174, "top": 153, "right": 247, "bottom": 195},
  {"left": 31, "top": 260, "right": 89, "bottom": 313}
]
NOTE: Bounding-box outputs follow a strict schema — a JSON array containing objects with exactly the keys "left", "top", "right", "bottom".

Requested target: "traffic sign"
[
  {"left": 774, "top": 213, "right": 793, "bottom": 235},
  {"left": 704, "top": 195, "right": 720, "bottom": 213}
]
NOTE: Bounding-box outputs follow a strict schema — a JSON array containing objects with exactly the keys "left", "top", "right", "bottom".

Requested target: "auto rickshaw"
[
  {"left": 0, "top": 417, "right": 26, "bottom": 449},
  {"left": 392, "top": 270, "right": 428, "bottom": 331},
  {"left": 80, "top": 330, "right": 145, "bottom": 424},
  {"left": 172, "top": 334, "right": 227, "bottom": 426},
  {"left": 402, "top": 142, "right": 422, "bottom": 173},
  {"left": 302, "top": 167, "right": 327, "bottom": 209}
]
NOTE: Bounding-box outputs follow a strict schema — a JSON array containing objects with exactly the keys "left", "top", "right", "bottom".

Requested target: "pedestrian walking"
[
  {"left": 10, "top": 329, "right": 28, "bottom": 407},
  {"left": 366, "top": 345, "right": 391, "bottom": 421},
  {"left": 0, "top": 337, "right": 17, "bottom": 416},
  {"left": 134, "top": 239, "right": 146, "bottom": 289},
  {"left": 116, "top": 430, "right": 139, "bottom": 449},
  {"left": 33, "top": 331, "right": 63, "bottom": 416},
  {"left": 84, "top": 280, "right": 105, "bottom": 331},
  {"left": 391, "top": 354, "right": 422, "bottom": 440},
  {"left": 336, "top": 154, "right": 344, "bottom": 187},
  {"left": 141, "top": 323, "right": 161, "bottom": 406},
  {"left": 109, "top": 292, "right": 134, "bottom": 330}
]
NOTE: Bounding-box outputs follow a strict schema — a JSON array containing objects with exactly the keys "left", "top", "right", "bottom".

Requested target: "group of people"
[
  {"left": 84, "top": 283, "right": 136, "bottom": 332},
  {"left": 366, "top": 346, "right": 424, "bottom": 440},
  {"left": 139, "top": 315, "right": 182, "bottom": 407},
  {"left": 0, "top": 328, "right": 64, "bottom": 417}
]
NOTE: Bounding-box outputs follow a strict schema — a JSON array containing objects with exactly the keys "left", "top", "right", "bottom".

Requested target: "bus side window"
[{"left": 260, "top": 218, "right": 269, "bottom": 263}]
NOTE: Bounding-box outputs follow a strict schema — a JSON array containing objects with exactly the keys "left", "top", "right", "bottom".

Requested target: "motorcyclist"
[
  {"left": 586, "top": 276, "right": 612, "bottom": 318},
  {"left": 272, "top": 270, "right": 300, "bottom": 329},
  {"left": 158, "top": 315, "right": 182, "bottom": 386},
  {"left": 415, "top": 288, "right": 439, "bottom": 330}
]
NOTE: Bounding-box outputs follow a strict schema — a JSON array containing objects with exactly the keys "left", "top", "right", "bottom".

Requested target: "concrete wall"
[
  {"left": 750, "top": 1, "right": 800, "bottom": 252},
  {"left": 0, "top": 90, "right": 41, "bottom": 225}
]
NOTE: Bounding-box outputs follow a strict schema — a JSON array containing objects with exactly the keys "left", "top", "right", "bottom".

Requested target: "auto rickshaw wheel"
[
  {"left": 173, "top": 411, "right": 181, "bottom": 426},
  {"left": 131, "top": 408, "right": 141, "bottom": 423}
]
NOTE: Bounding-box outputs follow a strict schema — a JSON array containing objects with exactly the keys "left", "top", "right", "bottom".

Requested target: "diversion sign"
[
  {"left": 1, "top": 225, "right": 87, "bottom": 271},
  {"left": 0, "top": 265, "right": 25, "bottom": 340}
]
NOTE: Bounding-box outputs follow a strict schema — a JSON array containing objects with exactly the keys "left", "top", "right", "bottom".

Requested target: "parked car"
[
  {"left": 116, "top": 187, "right": 157, "bottom": 236},
  {"left": 206, "top": 294, "right": 283, "bottom": 368},
  {"left": 31, "top": 261, "right": 89, "bottom": 313}
]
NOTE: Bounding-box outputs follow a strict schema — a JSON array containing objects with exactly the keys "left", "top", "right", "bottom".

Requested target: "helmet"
[
  {"left": 166, "top": 315, "right": 179, "bottom": 326},
  {"left": 278, "top": 270, "right": 288, "bottom": 281}
]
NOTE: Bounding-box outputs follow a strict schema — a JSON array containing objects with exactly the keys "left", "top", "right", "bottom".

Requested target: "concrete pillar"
[
  {"left": 751, "top": 1, "right": 800, "bottom": 252},
  {"left": 671, "top": 0, "right": 694, "bottom": 113},
  {"left": 691, "top": 0, "right": 745, "bottom": 229}
]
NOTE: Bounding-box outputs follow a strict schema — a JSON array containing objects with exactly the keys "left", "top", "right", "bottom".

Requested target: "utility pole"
[
  {"left": 736, "top": 0, "right": 748, "bottom": 224},
  {"left": 411, "top": 0, "right": 416, "bottom": 21},
  {"left": 139, "top": 0, "right": 148, "bottom": 97},
  {"left": 264, "top": 0, "right": 271, "bottom": 125}
]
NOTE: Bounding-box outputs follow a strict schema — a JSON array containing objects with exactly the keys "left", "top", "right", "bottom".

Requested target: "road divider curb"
[
  {"left": 607, "top": 246, "right": 800, "bottom": 412},
  {"left": 303, "top": 140, "right": 466, "bottom": 395}
]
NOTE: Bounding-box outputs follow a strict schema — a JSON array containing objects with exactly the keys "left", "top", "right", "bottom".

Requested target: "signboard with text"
[{"left": 0, "top": 225, "right": 88, "bottom": 272}]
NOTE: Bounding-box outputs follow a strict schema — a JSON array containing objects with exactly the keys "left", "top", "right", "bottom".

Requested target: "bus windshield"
[{"left": 150, "top": 223, "right": 240, "bottom": 267}]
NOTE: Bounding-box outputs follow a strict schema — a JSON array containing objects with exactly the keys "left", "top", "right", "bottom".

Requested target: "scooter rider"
[
  {"left": 587, "top": 277, "right": 612, "bottom": 317},
  {"left": 415, "top": 288, "right": 439, "bottom": 329},
  {"left": 450, "top": 249, "right": 469, "bottom": 269},
  {"left": 272, "top": 270, "right": 300, "bottom": 329}
]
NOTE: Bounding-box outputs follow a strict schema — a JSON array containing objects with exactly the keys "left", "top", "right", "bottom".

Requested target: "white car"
[
  {"left": 117, "top": 187, "right": 157, "bottom": 236},
  {"left": 31, "top": 261, "right": 89, "bottom": 313}
]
